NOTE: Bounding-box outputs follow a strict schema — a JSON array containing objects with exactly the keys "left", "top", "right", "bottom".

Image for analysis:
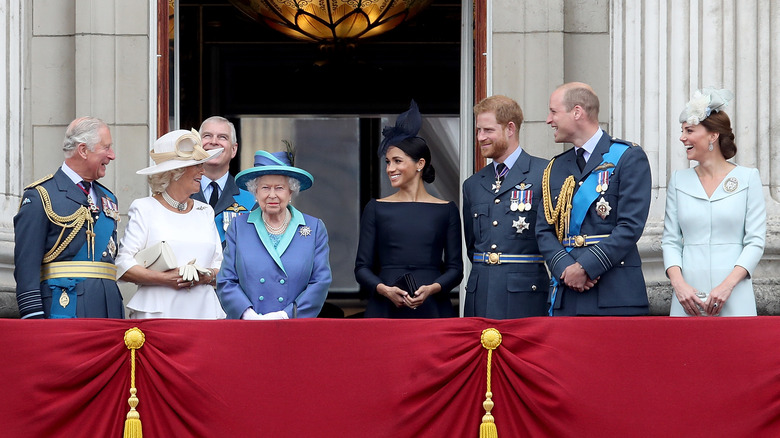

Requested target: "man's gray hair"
[
  {"left": 63, "top": 117, "right": 108, "bottom": 157},
  {"left": 200, "top": 116, "right": 237, "bottom": 145}
]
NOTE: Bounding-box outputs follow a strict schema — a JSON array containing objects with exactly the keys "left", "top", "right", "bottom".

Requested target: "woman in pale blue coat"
[
  {"left": 217, "top": 150, "right": 331, "bottom": 319},
  {"left": 662, "top": 88, "right": 766, "bottom": 316}
]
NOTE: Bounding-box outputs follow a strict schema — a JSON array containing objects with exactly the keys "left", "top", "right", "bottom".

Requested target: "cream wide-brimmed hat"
[{"left": 137, "top": 129, "right": 223, "bottom": 175}]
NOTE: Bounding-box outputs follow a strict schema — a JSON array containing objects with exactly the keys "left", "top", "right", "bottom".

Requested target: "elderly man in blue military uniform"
[
  {"left": 462, "top": 95, "right": 550, "bottom": 318},
  {"left": 14, "top": 116, "right": 124, "bottom": 319},
  {"left": 192, "top": 116, "right": 256, "bottom": 246},
  {"left": 537, "top": 82, "right": 651, "bottom": 316}
]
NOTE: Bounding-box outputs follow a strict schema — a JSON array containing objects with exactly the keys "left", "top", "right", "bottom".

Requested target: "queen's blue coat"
[{"left": 217, "top": 205, "right": 331, "bottom": 319}]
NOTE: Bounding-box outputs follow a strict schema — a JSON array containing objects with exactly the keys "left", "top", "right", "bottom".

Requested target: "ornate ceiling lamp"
[{"left": 229, "top": 0, "right": 434, "bottom": 45}]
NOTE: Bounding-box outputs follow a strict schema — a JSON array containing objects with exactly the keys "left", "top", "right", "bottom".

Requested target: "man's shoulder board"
[
  {"left": 94, "top": 180, "right": 116, "bottom": 198},
  {"left": 611, "top": 137, "right": 640, "bottom": 148},
  {"left": 24, "top": 174, "right": 53, "bottom": 190}
]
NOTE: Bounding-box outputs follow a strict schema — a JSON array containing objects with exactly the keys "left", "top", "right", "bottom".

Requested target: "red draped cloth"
[{"left": 1, "top": 317, "right": 779, "bottom": 437}]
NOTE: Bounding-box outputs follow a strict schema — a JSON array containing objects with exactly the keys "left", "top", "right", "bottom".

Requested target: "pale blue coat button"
[
  {"left": 259, "top": 296, "right": 264, "bottom": 301},
  {"left": 278, "top": 297, "right": 284, "bottom": 302},
  {"left": 279, "top": 279, "right": 285, "bottom": 284},
  {"left": 260, "top": 278, "right": 265, "bottom": 283}
]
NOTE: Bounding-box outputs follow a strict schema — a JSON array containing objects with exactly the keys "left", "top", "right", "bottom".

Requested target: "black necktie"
[
  {"left": 495, "top": 163, "right": 507, "bottom": 182},
  {"left": 208, "top": 181, "right": 220, "bottom": 209},
  {"left": 576, "top": 148, "right": 587, "bottom": 172},
  {"left": 81, "top": 180, "right": 91, "bottom": 192}
]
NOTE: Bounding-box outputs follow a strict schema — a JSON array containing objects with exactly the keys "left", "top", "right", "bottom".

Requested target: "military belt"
[
  {"left": 561, "top": 234, "right": 610, "bottom": 248},
  {"left": 473, "top": 253, "right": 544, "bottom": 265},
  {"left": 41, "top": 261, "right": 117, "bottom": 281}
]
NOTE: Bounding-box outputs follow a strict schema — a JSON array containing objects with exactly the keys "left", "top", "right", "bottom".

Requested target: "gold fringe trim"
[
  {"left": 479, "top": 328, "right": 502, "bottom": 438},
  {"left": 123, "top": 328, "right": 146, "bottom": 438},
  {"left": 35, "top": 185, "right": 95, "bottom": 262},
  {"left": 541, "top": 158, "right": 576, "bottom": 242}
]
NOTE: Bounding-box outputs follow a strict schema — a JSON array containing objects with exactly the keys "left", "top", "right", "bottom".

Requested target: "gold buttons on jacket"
[
  {"left": 491, "top": 244, "right": 497, "bottom": 250},
  {"left": 494, "top": 198, "right": 500, "bottom": 204},
  {"left": 492, "top": 221, "right": 498, "bottom": 226},
  {"left": 532, "top": 285, "right": 537, "bottom": 291}
]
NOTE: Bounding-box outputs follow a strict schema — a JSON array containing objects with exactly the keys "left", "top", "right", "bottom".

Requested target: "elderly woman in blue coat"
[{"left": 217, "top": 150, "right": 332, "bottom": 319}]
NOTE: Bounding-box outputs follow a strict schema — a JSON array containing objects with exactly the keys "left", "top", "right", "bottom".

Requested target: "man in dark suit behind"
[
  {"left": 192, "top": 116, "right": 255, "bottom": 246},
  {"left": 536, "top": 82, "right": 651, "bottom": 316},
  {"left": 462, "top": 95, "right": 550, "bottom": 318}
]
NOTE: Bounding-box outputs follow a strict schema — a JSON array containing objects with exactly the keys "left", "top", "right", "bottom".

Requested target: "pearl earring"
[
  {"left": 416, "top": 168, "right": 422, "bottom": 172},
  {"left": 708, "top": 142, "right": 714, "bottom": 151}
]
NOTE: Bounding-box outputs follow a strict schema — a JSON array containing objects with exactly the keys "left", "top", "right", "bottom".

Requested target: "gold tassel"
[
  {"left": 479, "top": 328, "right": 502, "bottom": 438},
  {"left": 123, "top": 327, "right": 146, "bottom": 438}
]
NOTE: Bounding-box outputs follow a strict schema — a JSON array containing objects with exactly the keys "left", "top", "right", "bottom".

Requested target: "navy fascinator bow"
[{"left": 378, "top": 100, "right": 422, "bottom": 157}]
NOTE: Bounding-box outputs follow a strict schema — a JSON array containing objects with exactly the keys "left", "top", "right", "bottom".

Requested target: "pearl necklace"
[
  {"left": 263, "top": 209, "right": 290, "bottom": 235},
  {"left": 162, "top": 191, "right": 188, "bottom": 212}
]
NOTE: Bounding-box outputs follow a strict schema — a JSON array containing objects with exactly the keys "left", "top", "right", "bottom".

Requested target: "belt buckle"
[
  {"left": 486, "top": 252, "right": 501, "bottom": 265},
  {"left": 573, "top": 235, "right": 586, "bottom": 247}
]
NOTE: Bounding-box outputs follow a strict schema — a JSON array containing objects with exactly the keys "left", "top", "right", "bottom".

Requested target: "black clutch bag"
[{"left": 392, "top": 273, "right": 418, "bottom": 298}]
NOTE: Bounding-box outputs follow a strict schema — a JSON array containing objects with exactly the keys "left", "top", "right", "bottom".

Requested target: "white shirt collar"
[
  {"left": 201, "top": 171, "right": 229, "bottom": 192},
  {"left": 577, "top": 129, "right": 604, "bottom": 162},
  {"left": 494, "top": 145, "right": 523, "bottom": 170}
]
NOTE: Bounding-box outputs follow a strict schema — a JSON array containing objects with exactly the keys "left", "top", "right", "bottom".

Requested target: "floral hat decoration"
[
  {"left": 378, "top": 100, "right": 423, "bottom": 157},
  {"left": 679, "top": 88, "right": 734, "bottom": 125},
  {"left": 137, "top": 129, "right": 222, "bottom": 175}
]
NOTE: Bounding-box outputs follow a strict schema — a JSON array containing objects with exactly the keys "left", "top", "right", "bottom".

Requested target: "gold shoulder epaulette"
[{"left": 25, "top": 174, "right": 54, "bottom": 190}]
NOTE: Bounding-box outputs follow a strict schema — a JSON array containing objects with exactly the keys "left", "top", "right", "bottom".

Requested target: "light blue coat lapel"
[
  {"left": 675, "top": 166, "right": 748, "bottom": 201},
  {"left": 246, "top": 205, "right": 306, "bottom": 275}
]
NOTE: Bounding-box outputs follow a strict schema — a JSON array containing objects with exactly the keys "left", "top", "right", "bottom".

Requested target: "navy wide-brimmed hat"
[
  {"left": 378, "top": 100, "right": 423, "bottom": 157},
  {"left": 235, "top": 150, "right": 314, "bottom": 192}
]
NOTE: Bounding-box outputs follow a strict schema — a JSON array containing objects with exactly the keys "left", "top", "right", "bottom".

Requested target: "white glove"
[
  {"left": 257, "top": 310, "right": 289, "bottom": 320},
  {"left": 179, "top": 259, "right": 210, "bottom": 282},
  {"left": 241, "top": 308, "right": 263, "bottom": 320}
]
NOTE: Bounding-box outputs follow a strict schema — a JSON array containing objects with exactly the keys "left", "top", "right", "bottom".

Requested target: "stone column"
[
  {"left": 0, "top": 0, "right": 24, "bottom": 316},
  {"left": 1, "top": 0, "right": 152, "bottom": 318},
  {"left": 611, "top": 0, "right": 780, "bottom": 314}
]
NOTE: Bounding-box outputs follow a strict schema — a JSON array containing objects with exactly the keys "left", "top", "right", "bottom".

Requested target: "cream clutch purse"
[{"left": 134, "top": 241, "right": 177, "bottom": 271}]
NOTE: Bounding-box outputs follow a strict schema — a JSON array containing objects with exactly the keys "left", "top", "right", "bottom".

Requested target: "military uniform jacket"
[
  {"left": 462, "top": 150, "right": 550, "bottom": 319},
  {"left": 535, "top": 131, "right": 651, "bottom": 315},
  {"left": 192, "top": 174, "right": 256, "bottom": 244},
  {"left": 13, "top": 168, "right": 124, "bottom": 319}
]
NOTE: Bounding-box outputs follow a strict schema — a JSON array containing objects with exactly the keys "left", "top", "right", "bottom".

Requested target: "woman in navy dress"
[{"left": 355, "top": 101, "right": 462, "bottom": 318}]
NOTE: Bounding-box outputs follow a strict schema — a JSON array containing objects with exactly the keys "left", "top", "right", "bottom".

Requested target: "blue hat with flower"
[
  {"left": 679, "top": 88, "right": 734, "bottom": 125},
  {"left": 235, "top": 149, "right": 314, "bottom": 191}
]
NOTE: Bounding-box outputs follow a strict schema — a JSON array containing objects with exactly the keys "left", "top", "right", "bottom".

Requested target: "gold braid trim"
[
  {"left": 541, "top": 158, "right": 576, "bottom": 242},
  {"left": 35, "top": 185, "right": 95, "bottom": 263}
]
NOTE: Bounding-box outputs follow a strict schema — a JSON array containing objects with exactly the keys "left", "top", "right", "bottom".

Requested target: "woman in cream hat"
[
  {"left": 662, "top": 88, "right": 766, "bottom": 317},
  {"left": 116, "top": 129, "right": 227, "bottom": 318},
  {"left": 217, "top": 148, "right": 332, "bottom": 319}
]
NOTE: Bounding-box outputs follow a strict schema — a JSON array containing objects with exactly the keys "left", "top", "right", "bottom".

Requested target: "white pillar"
[{"left": 612, "top": 0, "right": 780, "bottom": 313}]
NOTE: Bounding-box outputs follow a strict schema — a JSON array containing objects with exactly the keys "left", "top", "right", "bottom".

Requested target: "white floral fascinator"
[{"left": 679, "top": 88, "right": 734, "bottom": 125}]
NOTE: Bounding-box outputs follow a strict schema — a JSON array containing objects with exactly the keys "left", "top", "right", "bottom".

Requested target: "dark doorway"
[
  {"left": 177, "top": 0, "right": 462, "bottom": 126},
  {"left": 173, "top": 0, "right": 463, "bottom": 310}
]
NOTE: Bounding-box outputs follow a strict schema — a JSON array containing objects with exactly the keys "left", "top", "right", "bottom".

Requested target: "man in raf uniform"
[
  {"left": 14, "top": 116, "right": 124, "bottom": 319},
  {"left": 536, "top": 82, "right": 651, "bottom": 316},
  {"left": 191, "top": 116, "right": 255, "bottom": 246},
  {"left": 462, "top": 95, "right": 550, "bottom": 318}
]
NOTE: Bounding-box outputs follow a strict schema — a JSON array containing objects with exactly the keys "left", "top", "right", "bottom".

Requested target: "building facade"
[{"left": 1, "top": 0, "right": 778, "bottom": 316}]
